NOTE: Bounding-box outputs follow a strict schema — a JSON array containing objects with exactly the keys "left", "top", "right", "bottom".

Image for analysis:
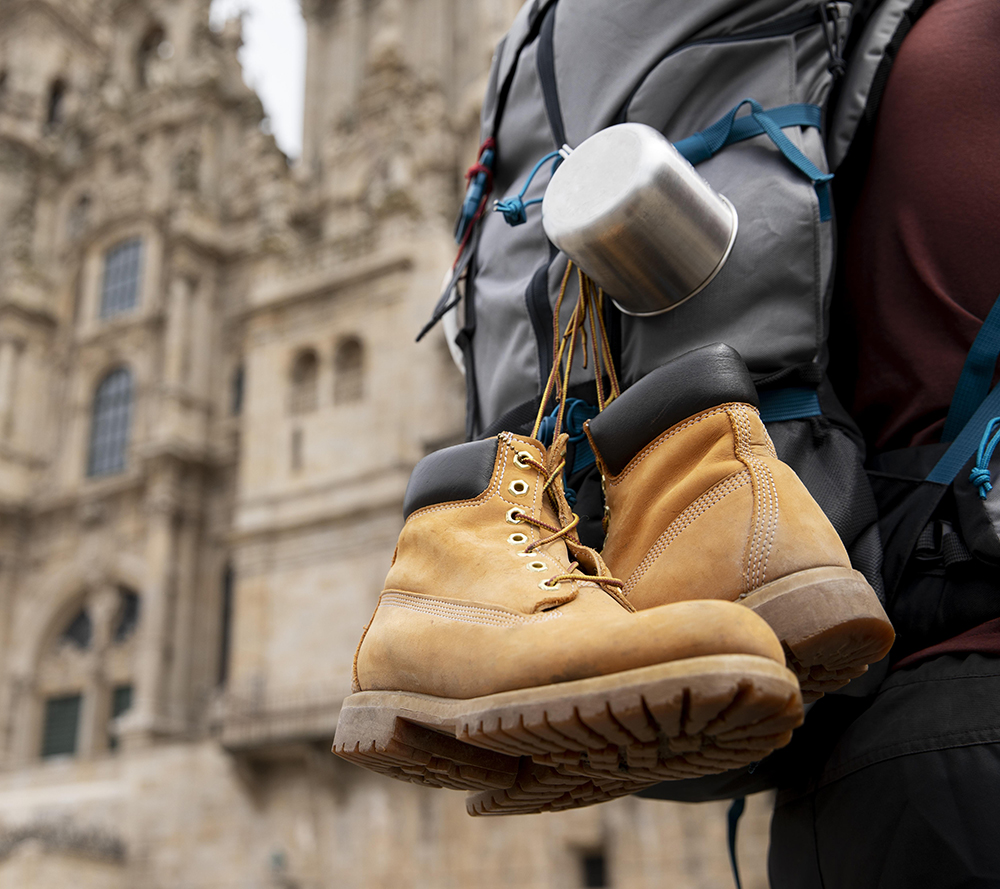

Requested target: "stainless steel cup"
[{"left": 542, "top": 123, "right": 738, "bottom": 316}]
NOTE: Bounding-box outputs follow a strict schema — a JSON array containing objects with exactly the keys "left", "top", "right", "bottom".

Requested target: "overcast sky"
[{"left": 209, "top": 0, "right": 306, "bottom": 160}]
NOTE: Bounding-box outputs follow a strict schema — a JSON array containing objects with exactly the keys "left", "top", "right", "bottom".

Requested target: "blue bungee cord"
[
  {"left": 493, "top": 150, "right": 564, "bottom": 226},
  {"left": 969, "top": 416, "right": 1000, "bottom": 499}
]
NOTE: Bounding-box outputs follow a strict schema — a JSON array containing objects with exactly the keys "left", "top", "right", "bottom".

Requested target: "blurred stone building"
[{"left": 0, "top": 0, "right": 771, "bottom": 886}]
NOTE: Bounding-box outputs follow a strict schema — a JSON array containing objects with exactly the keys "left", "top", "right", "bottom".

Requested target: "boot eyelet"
[
  {"left": 508, "top": 533, "right": 528, "bottom": 545},
  {"left": 505, "top": 508, "right": 524, "bottom": 525},
  {"left": 526, "top": 561, "right": 547, "bottom": 571},
  {"left": 513, "top": 451, "right": 533, "bottom": 469},
  {"left": 508, "top": 479, "right": 529, "bottom": 496},
  {"left": 538, "top": 579, "right": 559, "bottom": 590}
]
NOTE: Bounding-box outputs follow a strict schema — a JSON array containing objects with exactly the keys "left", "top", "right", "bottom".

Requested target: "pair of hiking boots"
[{"left": 333, "top": 344, "right": 894, "bottom": 815}]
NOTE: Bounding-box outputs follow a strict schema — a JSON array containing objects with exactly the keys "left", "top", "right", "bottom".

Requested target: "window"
[
  {"left": 137, "top": 26, "right": 167, "bottom": 88},
  {"left": 218, "top": 565, "right": 234, "bottom": 686},
  {"left": 46, "top": 78, "right": 66, "bottom": 127},
  {"left": 41, "top": 694, "right": 82, "bottom": 758},
  {"left": 113, "top": 589, "right": 140, "bottom": 642},
  {"left": 100, "top": 238, "right": 143, "bottom": 318},
  {"left": 60, "top": 608, "right": 92, "bottom": 650},
  {"left": 334, "top": 336, "right": 364, "bottom": 404},
  {"left": 289, "top": 349, "right": 319, "bottom": 414},
  {"left": 230, "top": 365, "right": 244, "bottom": 416},
  {"left": 579, "top": 849, "right": 608, "bottom": 888},
  {"left": 107, "top": 685, "right": 133, "bottom": 752},
  {"left": 291, "top": 427, "right": 304, "bottom": 471},
  {"left": 87, "top": 368, "right": 133, "bottom": 477}
]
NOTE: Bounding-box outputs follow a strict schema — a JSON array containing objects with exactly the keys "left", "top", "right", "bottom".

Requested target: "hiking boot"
[
  {"left": 584, "top": 344, "right": 895, "bottom": 701},
  {"left": 334, "top": 431, "right": 803, "bottom": 802}
]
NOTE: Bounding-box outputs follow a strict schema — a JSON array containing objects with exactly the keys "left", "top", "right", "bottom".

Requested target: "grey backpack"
[
  {"left": 426, "top": 0, "right": 855, "bottom": 438},
  {"left": 423, "top": 0, "right": 938, "bottom": 807}
]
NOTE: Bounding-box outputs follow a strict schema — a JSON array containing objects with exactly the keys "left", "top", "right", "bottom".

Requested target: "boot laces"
[{"left": 508, "top": 441, "right": 626, "bottom": 600}]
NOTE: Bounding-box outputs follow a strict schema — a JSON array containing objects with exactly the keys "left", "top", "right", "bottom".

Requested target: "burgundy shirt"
[{"left": 845, "top": 0, "right": 1000, "bottom": 452}]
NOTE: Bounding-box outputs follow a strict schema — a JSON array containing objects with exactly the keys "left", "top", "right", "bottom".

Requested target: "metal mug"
[{"left": 542, "top": 123, "right": 738, "bottom": 316}]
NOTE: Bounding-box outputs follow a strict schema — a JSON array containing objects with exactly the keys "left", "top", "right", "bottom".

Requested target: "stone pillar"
[
  {"left": 163, "top": 277, "right": 191, "bottom": 388},
  {"left": 0, "top": 337, "right": 23, "bottom": 440},
  {"left": 76, "top": 585, "right": 119, "bottom": 758},
  {"left": 187, "top": 281, "right": 212, "bottom": 401},
  {"left": 6, "top": 673, "right": 35, "bottom": 766},
  {"left": 121, "top": 463, "right": 179, "bottom": 748},
  {"left": 167, "top": 501, "right": 200, "bottom": 728}
]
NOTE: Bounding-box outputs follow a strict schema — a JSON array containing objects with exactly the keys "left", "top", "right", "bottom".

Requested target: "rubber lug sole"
[
  {"left": 742, "top": 566, "right": 895, "bottom": 702},
  {"left": 334, "top": 654, "right": 803, "bottom": 813}
]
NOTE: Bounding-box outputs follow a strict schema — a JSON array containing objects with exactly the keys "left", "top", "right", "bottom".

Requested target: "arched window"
[
  {"left": 46, "top": 78, "right": 66, "bottom": 127},
  {"left": 137, "top": 26, "right": 167, "bottom": 88},
  {"left": 38, "top": 587, "right": 141, "bottom": 758},
  {"left": 87, "top": 368, "right": 133, "bottom": 477},
  {"left": 334, "top": 335, "right": 365, "bottom": 404},
  {"left": 289, "top": 349, "right": 318, "bottom": 415},
  {"left": 100, "top": 238, "right": 143, "bottom": 318}
]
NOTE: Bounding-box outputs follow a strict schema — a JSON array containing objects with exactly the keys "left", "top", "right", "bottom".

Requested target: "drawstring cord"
[
  {"left": 493, "top": 150, "right": 563, "bottom": 226},
  {"left": 970, "top": 416, "right": 1000, "bottom": 499}
]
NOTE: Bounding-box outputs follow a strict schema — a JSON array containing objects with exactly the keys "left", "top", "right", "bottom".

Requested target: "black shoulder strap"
[
  {"left": 488, "top": 0, "right": 560, "bottom": 150},
  {"left": 535, "top": 2, "right": 566, "bottom": 148}
]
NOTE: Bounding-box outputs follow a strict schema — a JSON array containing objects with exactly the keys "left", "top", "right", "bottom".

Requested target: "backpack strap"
[
  {"left": 941, "top": 294, "right": 1000, "bottom": 442},
  {"left": 927, "top": 294, "right": 1000, "bottom": 485},
  {"left": 535, "top": 2, "right": 566, "bottom": 149},
  {"left": 758, "top": 388, "right": 822, "bottom": 424},
  {"left": 674, "top": 99, "right": 833, "bottom": 221}
]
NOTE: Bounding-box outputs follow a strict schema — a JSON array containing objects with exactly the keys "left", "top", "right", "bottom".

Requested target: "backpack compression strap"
[{"left": 674, "top": 100, "right": 834, "bottom": 221}]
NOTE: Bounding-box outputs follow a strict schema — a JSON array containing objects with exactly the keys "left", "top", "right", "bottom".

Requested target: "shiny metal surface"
[{"left": 542, "top": 123, "right": 738, "bottom": 316}]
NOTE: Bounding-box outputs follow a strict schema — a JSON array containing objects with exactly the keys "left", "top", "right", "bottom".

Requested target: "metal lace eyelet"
[
  {"left": 526, "top": 561, "right": 547, "bottom": 571},
  {"left": 514, "top": 451, "right": 533, "bottom": 469},
  {"left": 508, "top": 479, "right": 529, "bottom": 496},
  {"left": 508, "top": 533, "right": 528, "bottom": 545},
  {"left": 505, "top": 507, "right": 524, "bottom": 525},
  {"left": 538, "top": 578, "right": 559, "bottom": 591}
]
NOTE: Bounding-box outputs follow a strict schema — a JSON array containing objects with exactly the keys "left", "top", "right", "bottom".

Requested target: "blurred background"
[{"left": 0, "top": 0, "right": 771, "bottom": 885}]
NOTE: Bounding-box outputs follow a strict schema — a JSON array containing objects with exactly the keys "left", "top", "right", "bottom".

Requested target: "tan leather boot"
[
  {"left": 584, "top": 344, "right": 895, "bottom": 701},
  {"left": 334, "top": 430, "right": 803, "bottom": 805}
]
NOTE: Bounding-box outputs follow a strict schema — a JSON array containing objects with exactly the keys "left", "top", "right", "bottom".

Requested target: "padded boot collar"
[
  {"left": 403, "top": 438, "right": 500, "bottom": 519},
  {"left": 587, "top": 344, "right": 758, "bottom": 476}
]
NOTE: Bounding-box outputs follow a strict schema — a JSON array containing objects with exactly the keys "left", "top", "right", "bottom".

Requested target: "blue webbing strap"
[
  {"left": 758, "top": 388, "right": 822, "bottom": 424},
  {"left": 926, "top": 382, "right": 1000, "bottom": 484},
  {"left": 941, "top": 293, "right": 1000, "bottom": 443},
  {"left": 674, "top": 100, "right": 833, "bottom": 221}
]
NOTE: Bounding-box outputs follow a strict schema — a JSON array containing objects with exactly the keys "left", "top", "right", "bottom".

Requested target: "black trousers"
[{"left": 769, "top": 653, "right": 1000, "bottom": 889}]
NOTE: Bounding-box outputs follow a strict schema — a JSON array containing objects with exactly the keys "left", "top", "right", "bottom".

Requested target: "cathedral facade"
[{"left": 0, "top": 1, "right": 770, "bottom": 886}]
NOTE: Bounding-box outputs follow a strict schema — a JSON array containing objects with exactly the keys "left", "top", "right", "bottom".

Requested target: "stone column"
[
  {"left": 6, "top": 673, "right": 35, "bottom": 766},
  {"left": 0, "top": 337, "right": 23, "bottom": 440},
  {"left": 121, "top": 463, "right": 179, "bottom": 748},
  {"left": 77, "top": 585, "right": 119, "bottom": 758},
  {"left": 163, "top": 277, "right": 191, "bottom": 388},
  {"left": 187, "top": 281, "right": 212, "bottom": 401},
  {"left": 167, "top": 500, "right": 200, "bottom": 728}
]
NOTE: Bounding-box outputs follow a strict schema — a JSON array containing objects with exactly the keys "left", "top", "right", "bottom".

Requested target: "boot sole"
[
  {"left": 334, "top": 654, "right": 802, "bottom": 811},
  {"left": 742, "top": 566, "right": 895, "bottom": 702}
]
